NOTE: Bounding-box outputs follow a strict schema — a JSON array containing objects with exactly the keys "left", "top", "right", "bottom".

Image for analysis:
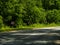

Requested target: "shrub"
[
  {"left": 46, "top": 9, "right": 60, "bottom": 23},
  {"left": 0, "top": 16, "right": 3, "bottom": 28}
]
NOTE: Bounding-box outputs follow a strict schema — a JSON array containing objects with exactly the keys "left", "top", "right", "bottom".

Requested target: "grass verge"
[{"left": 0, "top": 23, "right": 60, "bottom": 32}]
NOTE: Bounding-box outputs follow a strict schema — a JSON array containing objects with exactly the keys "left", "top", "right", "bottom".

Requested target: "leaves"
[{"left": 0, "top": 0, "right": 60, "bottom": 28}]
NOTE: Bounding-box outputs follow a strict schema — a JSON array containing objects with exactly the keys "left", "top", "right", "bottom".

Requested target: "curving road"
[{"left": 0, "top": 28, "right": 60, "bottom": 45}]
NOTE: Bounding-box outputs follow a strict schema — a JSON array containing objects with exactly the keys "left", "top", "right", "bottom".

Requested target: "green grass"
[
  {"left": 0, "top": 23, "right": 60, "bottom": 32},
  {"left": 18, "top": 23, "right": 58, "bottom": 28}
]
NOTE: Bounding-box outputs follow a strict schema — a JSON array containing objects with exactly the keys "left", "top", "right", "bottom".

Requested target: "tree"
[{"left": 0, "top": 0, "right": 60, "bottom": 28}]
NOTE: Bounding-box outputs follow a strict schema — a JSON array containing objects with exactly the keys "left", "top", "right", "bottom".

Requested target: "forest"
[{"left": 0, "top": 0, "right": 60, "bottom": 29}]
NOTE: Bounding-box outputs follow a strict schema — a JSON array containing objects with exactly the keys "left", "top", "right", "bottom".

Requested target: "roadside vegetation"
[
  {"left": 0, "top": 0, "right": 60, "bottom": 31},
  {"left": 0, "top": 23, "right": 60, "bottom": 32}
]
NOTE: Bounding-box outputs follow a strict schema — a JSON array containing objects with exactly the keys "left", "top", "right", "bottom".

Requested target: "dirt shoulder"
[{"left": 33, "top": 26, "right": 60, "bottom": 30}]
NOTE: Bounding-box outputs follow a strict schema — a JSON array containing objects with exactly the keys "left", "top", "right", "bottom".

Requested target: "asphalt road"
[{"left": 0, "top": 29, "right": 60, "bottom": 45}]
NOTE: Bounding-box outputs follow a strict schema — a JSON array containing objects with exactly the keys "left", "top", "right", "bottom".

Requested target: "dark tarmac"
[{"left": 0, "top": 29, "right": 60, "bottom": 45}]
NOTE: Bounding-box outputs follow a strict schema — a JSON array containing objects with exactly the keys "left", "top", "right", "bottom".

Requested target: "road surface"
[{"left": 0, "top": 28, "right": 60, "bottom": 45}]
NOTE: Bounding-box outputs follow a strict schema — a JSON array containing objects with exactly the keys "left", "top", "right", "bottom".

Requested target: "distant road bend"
[{"left": 0, "top": 27, "right": 60, "bottom": 45}]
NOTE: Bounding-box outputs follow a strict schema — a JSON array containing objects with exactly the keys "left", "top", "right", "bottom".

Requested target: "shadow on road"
[{"left": 0, "top": 29, "right": 60, "bottom": 45}]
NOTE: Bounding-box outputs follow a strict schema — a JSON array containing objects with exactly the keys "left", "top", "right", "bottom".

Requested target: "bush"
[
  {"left": 0, "top": 0, "right": 60, "bottom": 29},
  {"left": 0, "top": 16, "right": 3, "bottom": 28},
  {"left": 46, "top": 9, "right": 60, "bottom": 23}
]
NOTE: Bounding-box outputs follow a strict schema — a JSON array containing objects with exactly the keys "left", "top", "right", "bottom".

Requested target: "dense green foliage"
[
  {"left": 0, "top": 16, "right": 3, "bottom": 28},
  {"left": 0, "top": 0, "right": 60, "bottom": 28}
]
